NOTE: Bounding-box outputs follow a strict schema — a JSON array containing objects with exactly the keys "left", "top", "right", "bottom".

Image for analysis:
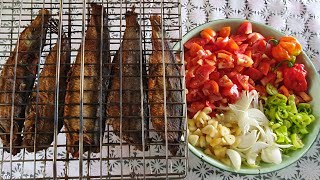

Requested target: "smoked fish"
[
  {"left": 149, "top": 15, "right": 183, "bottom": 155},
  {"left": 63, "top": 4, "right": 110, "bottom": 158},
  {"left": 23, "top": 35, "right": 70, "bottom": 152},
  {"left": 106, "top": 8, "right": 148, "bottom": 151},
  {"left": 0, "top": 9, "right": 50, "bottom": 155}
]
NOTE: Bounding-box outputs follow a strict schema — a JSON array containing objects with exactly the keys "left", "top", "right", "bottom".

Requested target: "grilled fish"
[
  {"left": 149, "top": 15, "right": 183, "bottom": 155},
  {"left": 0, "top": 9, "right": 50, "bottom": 155},
  {"left": 106, "top": 8, "right": 148, "bottom": 151},
  {"left": 64, "top": 4, "right": 110, "bottom": 158},
  {"left": 23, "top": 35, "right": 70, "bottom": 152}
]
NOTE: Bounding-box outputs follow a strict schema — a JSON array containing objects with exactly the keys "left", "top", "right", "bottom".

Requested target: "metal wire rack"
[{"left": 0, "top": 0, "right": 187, "bottom": 179}]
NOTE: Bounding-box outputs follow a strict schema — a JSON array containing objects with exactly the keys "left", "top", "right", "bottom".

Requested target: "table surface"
[{"left": 182, "top": 0, "right": 320, "bottom": 179}]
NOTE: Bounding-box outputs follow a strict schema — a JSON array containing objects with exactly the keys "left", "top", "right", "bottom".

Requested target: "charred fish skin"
[
  {"left": 64, "top": 4, "right": 110, "bottom": 158},
  {"left": 106, "top": 8, "right": 148, "bottom": 151},
  {"left": 23, "top": 36, "right": 71, "bottom": 152},
  {"left": 149, "top": 15, "right": 183, "bottom": 155},
  {"left": 0, "top": 9, "right": 50, "bottom": 155}
]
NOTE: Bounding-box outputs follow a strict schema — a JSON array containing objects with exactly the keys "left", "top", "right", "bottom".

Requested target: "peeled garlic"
[
  {"left": 202, "top": 125, "right": 218, "bottom": 137},
  {"left": 223, "top": 134, "right": 236, "bottom": 145},
  {"left": 188, "top": 135, "right": 199, "bottom": 146},
  {"left": 193, "top": 128, "right": 202, "bottom": 136}
]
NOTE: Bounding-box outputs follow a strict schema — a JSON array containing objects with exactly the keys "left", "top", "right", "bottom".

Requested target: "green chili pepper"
[{"left": 266, "top": 83, "right": 279, "bottom": 95}]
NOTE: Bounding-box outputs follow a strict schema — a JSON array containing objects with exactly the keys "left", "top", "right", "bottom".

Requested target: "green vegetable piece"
[
  {"left": 266, "top": 83, "right": 279, "bottom": 95},
  {"left": 299, "top": 128, "right": 309, "bottom": 134},
  {"left": 272, "top": 123, "right": 281, "bottom": 129},
  {"left": 297, "top": 103, "right": 312, "bottom": 114},
  {"left": 276, "top": 134, "right": 285, "bottom": 143},
  {"left": 268, "top": 93, "right": 287, "bottom": 106},
  {"left": 288, "top": 95, "right": 297, "bottom": 113},
  {"left": 291, "top": 133, "right": 304, "bottom": 149},
  {"left": 284, "top": 120, "right": 292, "bottom": 128},
  {"left": 309, "top": 115, "right": 315, "bottom": 122}
]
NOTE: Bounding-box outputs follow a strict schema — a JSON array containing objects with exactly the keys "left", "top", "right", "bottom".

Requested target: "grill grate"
[{"left": 0, "top": 0, "right": 187, "bottom": 179}]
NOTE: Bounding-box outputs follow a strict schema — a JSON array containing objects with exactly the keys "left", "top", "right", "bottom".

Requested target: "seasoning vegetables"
[{"left": 184, "top": 21, "right": 315, "bottom": 171}]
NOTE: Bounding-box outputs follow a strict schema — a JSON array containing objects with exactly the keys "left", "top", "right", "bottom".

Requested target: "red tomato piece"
[
  {"left": 218, "top": 58, "right": 235, "bottom": 69},
  {"left": 200, "top": 28, "right": 217, "bottom": 41},
  {"left": 236, "top": 74, "right": 250, "bottom": 90},
  {"left": 216, "top": 37, "right": 229, "bottom": 49},
  {"left": 236, "top": 44, "right": 248, "bottom": 54},
  {"left": 209, "top": 71, "right": 220, "bottom": 81},
  {"left": 219, "top": 26, "right": 231, "bottom": 38},
  {"left": 226, "top": 38, "right": 240, "bottom": 52},
  {"left": 248, "top": 32, "right": 264, "bottom": 44},
  {"left": 189, "top": 43, "right": 204, "bottom": 57},
  {"left": 244, "top": 67, "right": 263, "bottom": 81},
  {"left": 186, "top": 88, "right": 201, "bottom": 102},
  {"left": 258, "top": 61, "right": 270, "bottom": 76},
  {"left": 236, "top": 53, "right": 253, "bottom": 67},
  {"left": 260, "top": 72, "right": 276, "bottom": 86},
  {"left": 255, "top": 85, "right": 267, "bottom": 96},
  {"left": 218, "top": 75, "right": 234, "bottom": 87},
  {"left": 202, "top": 80, "right": 219, "bottom": 96},
  {"left": 283, "top": 64, "right": 308, "bottom": 92},
  {"left": 184, "top": 37, "right": 207, "bottom": 49},
  {"left": 196, "top": 64, "right": 216, "bottom": 80},
  {"left": 221, "top": 84, "right": 240, "bottom": 103},
  {"left": 231, "top": 34, "right": 248, "bottom": 43},
  {"left": 188, "top": 101, "right": 206, "bottom": 115},
  {"left": 237, "top": 21, "right": 252, "bottom": 35}
]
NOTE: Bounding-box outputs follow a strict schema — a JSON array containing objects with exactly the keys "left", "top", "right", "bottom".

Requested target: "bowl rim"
[{"left": 177, "top": 18, "right": 320, "bottom": 175}]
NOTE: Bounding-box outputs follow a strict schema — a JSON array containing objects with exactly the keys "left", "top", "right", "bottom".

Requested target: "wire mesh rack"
[{"left": 0, "top": 0, "right": 187, "bottom": 179}]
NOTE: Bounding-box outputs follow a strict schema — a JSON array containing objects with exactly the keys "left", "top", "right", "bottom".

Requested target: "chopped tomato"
[
  {"left": 216, "top": 37, "right": 229, "bottom": 49},
  {"left": 283, "top": 64, "right": 308, "bottom": 92},
  {"left": 248, "top": 32, "right": 264, "bottom": 44},
  {"left": 219, "top": 26, "right": 231, "bottom": 37},
  {"left": 255, "top": 85, "right": 267, "bottom": 96},
  {"left": 218, "top": 58, "right": 235, "bottom": 69},
  {"left": 231, "top": 34, "right": 248, "bottom": 43},
  {"left": 221, "top": 84, "right": 240, "bottom": 103},
  {"left": 258, "top": 61, "right": 270, "bottom": 76},
  {"left": 236, "top": 44, "right": 248, "bottom": 54},
  {"left": 244, "top": 67, "right": 263, "bottom": 81},
  {"left": 202, "top": 80, "right": 219, "bottom": 96},
  {"left": 236, "top": 53, "right": 253, "bottom": 67},
  {"left": 186, "top": 88, "right": 201, "bottom": 102},
  {"left": 209, "top": 71, "right": 220, "bottom": 81},
  {"left": 189, "top": 43, "right": 204, "bottom": 57},
  {"left": 188, "top": 101, "right": 206, "bottom": 116},
  {"left": 183, "top": 21, "right": 306, "bottom": 117},
  {"left": 200, "top": 28, "right": 217, "bottom": 42},
  {"left": 189, "top": 64, "right": 216, "bottom": 88},
  {"left": 237, "top": 21, "right": 252, "bottom": 35},
  {"left": 260, "top": 72, "right": 276, "bottom": 86},
  {"left": 226, "top": 38, "right": 239, "bottom": 52},
  {"left": 218, "top": 75, "right": 234, "bottom": 87},
  {"left": 236, "top": 74, "right": 250, "bottom": 90},
  {"left": 184, "top": 37, "right": 207, "bottom": 49}
]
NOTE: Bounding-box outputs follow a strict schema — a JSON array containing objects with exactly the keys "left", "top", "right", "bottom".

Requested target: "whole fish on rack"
[
  {"left": 0, "top": 9, "right": 50, "bottom": 155},
  {"left": 149, "top": 15, "right": 183, "bottom": 155},
  {"left": 106, "top": 8, "right": 149, "bottom": 151},
  {"left": 64, "top": 4, "right": 110, "bottom": 158},
  {"left": 23, "top": 34, "right": 70, "bottom": 152}
]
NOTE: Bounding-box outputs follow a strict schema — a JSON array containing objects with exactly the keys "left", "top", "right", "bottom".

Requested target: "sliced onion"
[{"left": 226, "top": 149, "right": 242, "bottom": 172}]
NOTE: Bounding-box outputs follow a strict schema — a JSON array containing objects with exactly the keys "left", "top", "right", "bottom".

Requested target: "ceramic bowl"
[{"left": 180, "top": 19, "right": 320, "bottom": 174}]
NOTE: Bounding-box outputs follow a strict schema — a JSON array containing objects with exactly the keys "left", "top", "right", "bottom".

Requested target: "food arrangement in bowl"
[{"left": 183, "top": 19, "right": 320, "bottom": 174}]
